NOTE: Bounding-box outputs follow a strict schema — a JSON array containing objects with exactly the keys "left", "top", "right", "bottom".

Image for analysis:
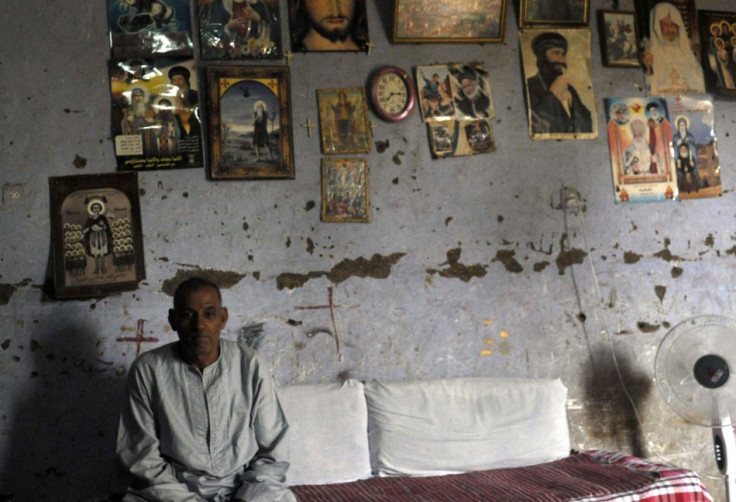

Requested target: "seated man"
[{"left": 116, "top": 277, "right": 295, "bottom": 502}]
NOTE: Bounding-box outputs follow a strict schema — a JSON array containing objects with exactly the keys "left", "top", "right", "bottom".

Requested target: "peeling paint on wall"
[
  {"left": 427, "top": 248, "right": 487, "bottom": 281},
  {"left": 276, "top": 252, "right": 406, "bottom": 290},
  {"left": 161, "top": 269, "right": 247, "bottom": 296},
  {"left": 654, "top": 285, "right": 666, "bottom": 302},
  {"left": 555, "top": 247, "right": 587, "bottom": 275},
  {"left": 492, "top": 249, "right": 523, "bottom": 273}
]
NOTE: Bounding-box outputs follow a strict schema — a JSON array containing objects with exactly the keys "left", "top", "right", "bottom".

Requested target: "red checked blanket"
[{"left": 291, "top": 450, "right": 713, "bottom": 502}]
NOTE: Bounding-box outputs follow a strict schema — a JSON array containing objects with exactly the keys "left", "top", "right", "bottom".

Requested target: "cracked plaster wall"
[{"left": 1, "top": 0, "right": 736, "bottom": 500}]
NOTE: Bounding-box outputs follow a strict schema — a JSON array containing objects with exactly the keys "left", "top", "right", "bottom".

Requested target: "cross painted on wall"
[
  {"left": 294, "top": 287, "right": 358, "bottom": 360},
  {"left": 117, "top": 319, "right": 159, "bottom": 357}
]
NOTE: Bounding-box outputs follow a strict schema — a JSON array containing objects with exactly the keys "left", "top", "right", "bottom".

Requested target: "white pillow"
[
  {"left": 278, "top": 380, "right": 372, "bottom": 485},
  {"left": 364, "top": 377, "right": 570, "bottom": 476}
]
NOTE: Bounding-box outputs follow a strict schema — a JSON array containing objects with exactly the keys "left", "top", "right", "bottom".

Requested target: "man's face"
[
  {"left": 649, "top": 107, "right": 660, "bottom": 120},
  {"left": 305, "top": 0, "right": 356, "bottom": 42},
  {"left": 460, "top": 77, "right": 477, "bottom": 98},
  {"left": 660, "top": 15, "right": 679, "bottom": 42},
  {"left": 679, "top": 121, "right": 687, "bottom": 135},
  {"left": 171, "top": 74, "right": 188, "bottom": 90},
  {"left": 539, "top": 46, "right": 567, "bottom": 79},
  {"left": 169, "top": 286, "right": 228, "bottom": 368}
]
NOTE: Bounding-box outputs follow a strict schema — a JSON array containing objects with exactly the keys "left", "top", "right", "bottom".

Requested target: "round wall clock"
[{"left": 369, "top": 66, "right": 416, "bottom": 122}]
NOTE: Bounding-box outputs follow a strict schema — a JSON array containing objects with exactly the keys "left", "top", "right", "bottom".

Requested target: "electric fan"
[{"left": 655, "top": 315, "right": 736, "bottom": 502}]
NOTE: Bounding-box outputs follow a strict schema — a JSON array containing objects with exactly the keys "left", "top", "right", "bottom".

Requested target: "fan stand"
[{"left": 713, "top": 417, "right": 736, "bottom": 502}]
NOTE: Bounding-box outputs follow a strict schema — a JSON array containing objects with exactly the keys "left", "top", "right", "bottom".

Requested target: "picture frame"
[
  {"left": 206, "top": 65, "right": 295, "bottom": 180},
  {"left": 599, "top": 10, "right": 641, "bottom": 67},
  {"left": 519, "top": 0, "right": 589, "bottom": 28},
  {"left": 393, "top": 0, "right": 507, "bottom": 43},
  {"left": 48, "top": 172, "right": 145, "bottom": 300},
  {"left": 197, "top": 0, "right": 282, "bottom": 60},
  {"left": 321, "top": 158, "right": 370, "bottom": 223},
  {"left": 289, "top": 0, "right": 370, "bottom": 52},
  {"left": 519, "top": 28, "right": 598, "bottom": 140},
  {"left": 698, "top": 10, "right": 736, "bottom": 99},
  {"left": 317, "top": 87, "right": 371, "bottom": 155}
]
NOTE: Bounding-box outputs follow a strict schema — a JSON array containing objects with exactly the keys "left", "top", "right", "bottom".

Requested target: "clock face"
[{"left": 371, "top": 67, "right": 415, "bottom": 122}]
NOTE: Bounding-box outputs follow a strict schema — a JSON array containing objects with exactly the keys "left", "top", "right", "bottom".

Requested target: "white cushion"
[
  {"left": 363, "top": 377, "right": 570, "bottom": 476},
  {"left": 279, "top": 380, "right": 372, "bottom": 485}
]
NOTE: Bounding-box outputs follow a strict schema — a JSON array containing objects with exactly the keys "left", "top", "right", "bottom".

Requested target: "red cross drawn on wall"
[
  {"left": 117, "top": 319, "right": 159, "bottom": 357},
  {"left": 294, "top": 287, "right": 358, "bottom": 360}
]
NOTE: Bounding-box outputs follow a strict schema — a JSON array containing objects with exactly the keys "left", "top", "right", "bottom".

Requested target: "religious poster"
[
  {"left": 519, "top": 28, "right": 598, "bottom": 140},
  {"left": 107, "top": 0, "right": 193, "bottom": 59},
  {"left": 664, "top": 94, "right": 722, "bottom": 199},
  {"left": 49, "top": 173, "right": 146, "bottom": 300},
  {"left": 110, "top": 58, "right": 203, "bottom": 171},
  {"left": 415, "top": 63, "right": 496, "bottom": 158},
  {"left": 635, "top": 0, "right": 705, "bottom": 95},
  {"left": 605, "top": 97, "right": 678, "bottom": 203},
  {"left": 198, "top": 0, "right": 282, "bottom": 60},
  {"left": 698, "top": 10, "right": 736, "bottom": 99}
]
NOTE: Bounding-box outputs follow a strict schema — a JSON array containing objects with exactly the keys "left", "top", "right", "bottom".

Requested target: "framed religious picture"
[
  {"left": 599, "top": 10, "right": 641, "bottom": 67},
  {"left": 109, "top": 58, "right": 204, "bottom": 171},
  {"left": 48, "top": 172, "right": 146, "bottom": 300},
  {"left": 289, "top": 0, "right": 370, "bottom": 52},
  {"left": 519, "top": 0, "right": 589, "bottom": 28},
  {"left": 321, "top": 158, "right": 370, "bottom": 223},
  {"left": 604, "top": 97, "right": 677, "bottom": 203},
  {"left": 197, "top": 0, "right": 282, "bottom": 60},
  {"left": 519, "top": 28, "right": 598, "bottom": 140},
  {"left": 634, "top": 0, "right": 704, "bottom": 95},
  {"left": 665, "top": 94, "right": 722, "bottom": 199},
  {"left": 206, "top": 65, "right": 295, "bottom": 179},
  {"left": 317, "top": 87, "right": 371, "bottom": 155},
  {"left": 107, "top": 0, "right": 193, "bottom": 59},
  {"left": 415, "top": 62, "right": 496, "bottom": 158},
  {"left": 698, "top": 10, "right": 736, "bottom": 99},
  {"left": 393, "top": 0, "right": 507, "bottom": 43}
]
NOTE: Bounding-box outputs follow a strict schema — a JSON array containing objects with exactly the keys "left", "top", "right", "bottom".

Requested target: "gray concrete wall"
[{"left": 1, "top": 0, "right": 735, "bottom": 500}]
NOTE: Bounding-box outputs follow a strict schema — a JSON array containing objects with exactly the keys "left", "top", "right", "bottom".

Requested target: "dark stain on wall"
[
  {"left": 555, "top": 247, "right": 587, "bottom": 275},
  {"left": 73, "top": 154, "right": 87, "bottom": 169},
  {"left": 305, "top": 200, "right": 316, "bottom": 211},
  {"left": 0, "top": 278, "right": 32, "bottom": 305},
  {"left": 237, "top": 322, "right": 266, "bottom": 350},
  {"left": 492, "top": 249, "right": 523, "bottom": 273},
  {"left": 581, "top": 348, "right": 651, "bottom": 457},
  {"left": 623, "top": 251, "right": 642, "bottom": 264},
  {"left": 653, "top": 238, "right": 682, "bottom": 262},
  {"left": 637, "top": 321, "right": 660, "bottom": 333},
  {"left": 533, "top": 261, "right": 550, "bottom": 272},
  {"left": 671, "top": 266, "right": 683, "bottom": 278},
  {"left": 161, "top": 268, "right": 247, "bottom": 296},
  {"left": 654, "top": 285, "right": 666, "bottom": 302},
  {"left": 276, "top": 252, "right": 406, "bottom": 290},
  {"left": 427, "top": 248, "right": 487, "bottom": 281}
]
